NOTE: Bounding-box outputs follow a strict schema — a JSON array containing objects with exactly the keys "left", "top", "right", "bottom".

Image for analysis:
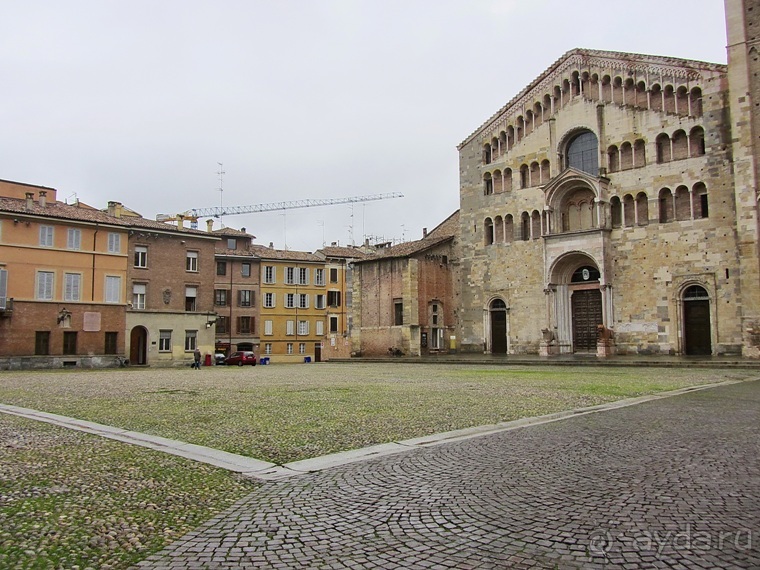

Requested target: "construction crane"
[{"left": 156, "top": 192, "right": 404, "bottom": 229}]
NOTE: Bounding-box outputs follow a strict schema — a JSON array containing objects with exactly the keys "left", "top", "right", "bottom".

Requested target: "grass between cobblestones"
[
  {"left": 0, "top": 363, "right": 752, "bottom": 568},
  {"left": 0, "top": 363, "right": 750, "bottom": 466},
  {"left": 0, "top": 413, "right": 257, "bottom": 570}
]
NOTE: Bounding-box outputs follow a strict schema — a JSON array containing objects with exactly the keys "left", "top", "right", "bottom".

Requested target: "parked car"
[
  {"left": 214, "top": 353, "right": 227, "bottom": 365},
  {"left": 224, "top": 351, "right": 257, "bottom": 366}
]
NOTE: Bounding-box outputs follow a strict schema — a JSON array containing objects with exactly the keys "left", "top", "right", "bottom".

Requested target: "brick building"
[
  {"left": 455, "top": 0, "right": 760, "bottom": 356},
  {"left": 352, "top": 212, "right": 459, "bottom": 357}
]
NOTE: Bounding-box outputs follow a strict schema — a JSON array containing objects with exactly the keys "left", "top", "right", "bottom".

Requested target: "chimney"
[
  {"left": 206, "top": 219, "right": 214, "bottom": 232},
  {"left": 331, "top": 241, "right": 338, "bottom": 246},
  {"left": 176, "top": 215, "right": 185, "bottom": 229},
  {"left": 38, "top": 190, "right": 47, "bottom": 207},
  {"left": 269, "top": 241, "right": 274, "bottom": 249},
  {"left": 107, "top": 201, "right": 124, "bottom": 218},
  {"left": 241, "top": 227, "right": 246, "bottom": 233},
  {"left": 422, "top": 227, "right": 428, "bottom": 238},
  {"left": 25, "top": 192, "right": 34, "bottom": 210}
]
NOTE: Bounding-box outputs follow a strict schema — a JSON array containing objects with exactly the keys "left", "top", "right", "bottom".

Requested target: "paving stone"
[{"left": 135, "top": 380, "right": 760, "bottom": 569}]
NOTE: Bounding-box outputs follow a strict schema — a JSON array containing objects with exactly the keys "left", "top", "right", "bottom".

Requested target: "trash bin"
[
  {"left": 260, "top": 357, "right": 269, "bottom": 365},
  {"left": 304, "top": 356, "right": 312, "bottom": 363},
  {"left": 204, "top": 354, "right": 212, "bottom": 367}
]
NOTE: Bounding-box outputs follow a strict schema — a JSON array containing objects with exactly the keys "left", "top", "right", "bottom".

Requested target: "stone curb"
[{"left": 0, "top": 378, "right": 750, "bottom": 481}]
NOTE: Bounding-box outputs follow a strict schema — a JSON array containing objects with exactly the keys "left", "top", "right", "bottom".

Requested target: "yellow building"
[
  {"left": 0, "top": 180, "right": 129, "bottom": 367},
  {"left": 251, "top": 244, "right": 326, "bottom": 363}
]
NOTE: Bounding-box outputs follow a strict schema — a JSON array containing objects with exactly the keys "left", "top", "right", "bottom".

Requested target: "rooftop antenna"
[
  {"left": 217, "top": 162, "right": 225, "bottom": 228},
  {"left": 65, "top": 192, "right": 77, "bottom": 205},
  {"left": 348, "top": 204, "right": 355, "bottom": 246},
  {"left": 281, "top": 212, "right": 288, "bottom": 250}
]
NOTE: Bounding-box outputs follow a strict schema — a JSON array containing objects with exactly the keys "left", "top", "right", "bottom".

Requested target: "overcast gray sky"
[{"left": 0, "top": 0, "right": 727, "bottom": 251}]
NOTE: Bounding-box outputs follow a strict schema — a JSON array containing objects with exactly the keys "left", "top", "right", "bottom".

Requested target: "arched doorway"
[
  {"left": 130, "top": 326, "right": 148, "bottom": 365},
  {"left": 489, "top": 299, "right": 508, "bottom": 354},
  {"left": 683, "top": 285, "right": 711, "bottom": 355}
]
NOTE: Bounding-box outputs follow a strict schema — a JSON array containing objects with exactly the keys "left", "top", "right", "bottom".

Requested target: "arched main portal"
[
  {"left": 548, "top": 254, "right": 608, "bottom": 354},
  {"left": 130, "top": 326, "right": 148, "bottom": 365},
  {"left": 489, "top": 298, "right": 508, "bottom": 354},
  {"left": 682, "top": 285, "right": 711, "bottom": 355}
]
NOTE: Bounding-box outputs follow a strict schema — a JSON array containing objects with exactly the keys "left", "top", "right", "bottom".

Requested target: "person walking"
[{"left": 193, "top": 347, "right": 201, "bottom": 370}]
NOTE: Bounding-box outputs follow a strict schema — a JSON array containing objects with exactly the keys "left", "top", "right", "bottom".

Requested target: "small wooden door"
[
  {"left": 572, "top": 289, "right": 603, "bottom": 352},
  {"left": 684, "top": 300, "right": 711, "bottom": 355},
  {"left": 491, "top": 311, "right": 507, "bottom": 354}
]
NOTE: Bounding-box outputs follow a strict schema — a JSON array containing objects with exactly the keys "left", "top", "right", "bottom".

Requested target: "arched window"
[
  {"left": 507, "top": 126, "right": 515, "bottom": 150},
  {"left": 484, "top": 218, "right": 494, "bottom": 245},
  {"left": 483, "top": 172, "right": 493, "bottom": 195},
  {"left": 491, "top": 137, "right": 500, "bottom": 159},
  {"left": 530, "top": 162, "right": 540, "bottom": 185},
  {"left": 624, "top": 78, "right": 636, "bottom": 105},
  {"left": 540, "top": 159, "right": 550, "bottom": 183},
  {"left": 544, "top": 93, "right": 553, "bottom": 117},
  {"left": 690, "top": 126, "right": 705, "bottom": 157},
  {"left": 690, "top": 87, "right": 703, "bottom": 116},
  {"left": 634, "top": 139, "right": 646, "bottom": 168},
  {"left": 504, "top": 168, "right": 513, "bottom": 192},
  {"left": 516, "top": 117, "right": 524, "bottom": 142},
  {"left": 525, "top": 110, "right": 534, "bottom": 136},
  {"left": 676, "top": 86, "right": 689, "bottom": 115},
  {"left": 610, "top": 196, "right": 622, "bottom": 228},
  {"left": 650, "top": 84, "right": 663, "bottom": 112},
  {"left": 613, "top": 76, "right": 624, "bottom": 105},
  {"left": 504, "top": 214, "right": 514, "bottom": 243},
  {"left": 571, "top": 265, "right": 601, "bottom": 283},
  {"left": 663, "top": 85, "right": 676, "bottom": 114},
  {"left": 684, "top": 285, "right": 709, "bottom": 299},
  {"left": 494, "top": 215, "right": 504, "bottom": 242},
  {"left": 566, "top": 131, "right": 599, "bottom": 175},
  {"left": 675, "top": 186, "right": 691, "bottom": 220},
  {"left": 623, "top": 194, "right": 635, "bottom": 227},
  {"left": 493, "top": 170, "right": 503, "bottom": 194},
  {"left": 636, "top": 81, "right": 647, "bottom": 107},
  {"left": 656, "top": 133, "right": 671, "bottom": 163},
  {"left": 672, "top": 130, "right": 688, "bottom": 160},
  {"left": 607, "top": 145, "right": 619, "bottom": 172},
  {"left": 693, "top": 182, "right": 708, "bottom": 219},
  {"left": 636, "top": 192, "right": 649, "bottom": 225},
  {"left": 659, "top": 188, "right": 674, "bottom": 222},
  {"left": 534, "top": 102, "right": 544, "bottom": 127},
  {"left": 483, "top": 143, "right": 492, "bottom": 165},
  {"left": 620, "top": 142, "right": 633, "bottom": 170},
  {"left": 520, "top": 212, "right": 530, "bottom": 241},
  {"left": 520, "top": 164, "right": 529, "bottom": 188},
  {"left": 531, "top": 210, "right": 541, "bottom": 239},
  {"left": 601, "top": 75, "right": 612, "bottom": 102},
  {"left": 499, "top": 131, "right": 507, "bottom": 153}
]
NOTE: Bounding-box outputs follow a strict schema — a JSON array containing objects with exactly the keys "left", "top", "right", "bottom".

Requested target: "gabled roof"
[
  {"left": 354, "top": 211, "right": 459, "bottom": 263},
  {"left": 0, "top": 196, "right": 219, "bottom": 239},
  {"left": 211, "top": 226, "right": 255, "bottom": 238},
  {"left": 248, "top": 244, "right": 322, "bottom": 263},
  {"left": 315, "top": 245, "right": 369, "bottom": 260},
  {"left": 459, "top": 48, "right": 727, "bottom": 148}
]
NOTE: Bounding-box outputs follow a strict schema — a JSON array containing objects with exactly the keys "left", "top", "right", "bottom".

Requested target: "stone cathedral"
[{"left": 455, "top": 0, "right": 760, "bottom": 357}]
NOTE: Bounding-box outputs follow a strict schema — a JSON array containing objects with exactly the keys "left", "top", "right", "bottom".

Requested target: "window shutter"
[{"left": 0, "top": 268, "right": 7, "bottom": 309}]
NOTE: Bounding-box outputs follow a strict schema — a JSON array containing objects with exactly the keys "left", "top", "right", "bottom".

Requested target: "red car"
[{"left": 224, "top": 351, "right": 257, "bottom": 366}]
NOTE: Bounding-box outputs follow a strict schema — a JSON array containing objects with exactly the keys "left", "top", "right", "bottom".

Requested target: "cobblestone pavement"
[{"left": 136, "top": 380, "right": 760, "bottom": 569}]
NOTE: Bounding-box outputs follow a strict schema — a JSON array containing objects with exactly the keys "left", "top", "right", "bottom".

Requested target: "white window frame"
[
  {"left": 241, "top": 262, "right": 251, "bottom": 277},
  {"left": 134, "top": 246, "right": 148, "bottom": 268},
  {"left": 299, "top": 293, "right": 309, "bottom": 309},
  {"left": 287, "top": 342, "right": 293, "bottom": 355},
  {"left": 64, "top": 273, "right": 81, "bottom": 302},
  {"left": 105, "top": 275, "right": 121, "bottom": 303},
  {"left": 298, "top": 267, "right": 308, "bottom": 285},
  {"left": 264, "top": 320, "right": 273, "bottom": 336},
  {"left": 133, "top": 283, "right": 146, "bottom": 310},
  {"left": 264, "top": 292, "right": 275, "bottom": 308},
  {"left": 315, "top": 268, "right": 325, "bottom": 286},
  {"left": 298, "top": 320, "right": 309, "bottom": 336},
  {"left": 286, "top": 320, "right": 295, "bottom": 336},
  {"left": 316, "top": 294, "right": 325, "bottom": 309},
  {"left": 39, "top": 226, "right": 54, "bottom": 247},
  {"left": 265, "top": 343, "right": 272, "bottom": 355},
  {"left": 184, "top": 330, "right": 197, "bottom": 351},
  {"left": 37, "top": 271, "right": 54, "bottom": 300},
  {"left": 264, "top": 266, "right": 275, "bottom": 284},
  {"left": 316, "top": 320, "right": 324, "bottom": 336},
  {"left": 286, "top": 293, "right": 295, "bottom": 308},
  {"left": 186, "top": 251, "right": 199, "bottom": 272},
  {"left": 299, "top": 342, "right": 306, "bottom": 354},
  {"left": 286, "top": 267, "right": 295, "bottom": 284},
  {"left": 107, "top": 232, "right": 121, "bottom": 253},
  {"left": 159, "top": 330, "right": 172, "bottom": 352},
  {"left": 0, "top": 268, "right": 7, "bottom": 310},
  {"left": 67, "top": 228, "right": 81, "bottom": 250}
]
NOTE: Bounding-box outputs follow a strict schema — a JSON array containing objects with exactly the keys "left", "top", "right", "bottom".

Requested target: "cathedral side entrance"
[{"left": 571, "top": 288, "right": 602, "bottom": 352}]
